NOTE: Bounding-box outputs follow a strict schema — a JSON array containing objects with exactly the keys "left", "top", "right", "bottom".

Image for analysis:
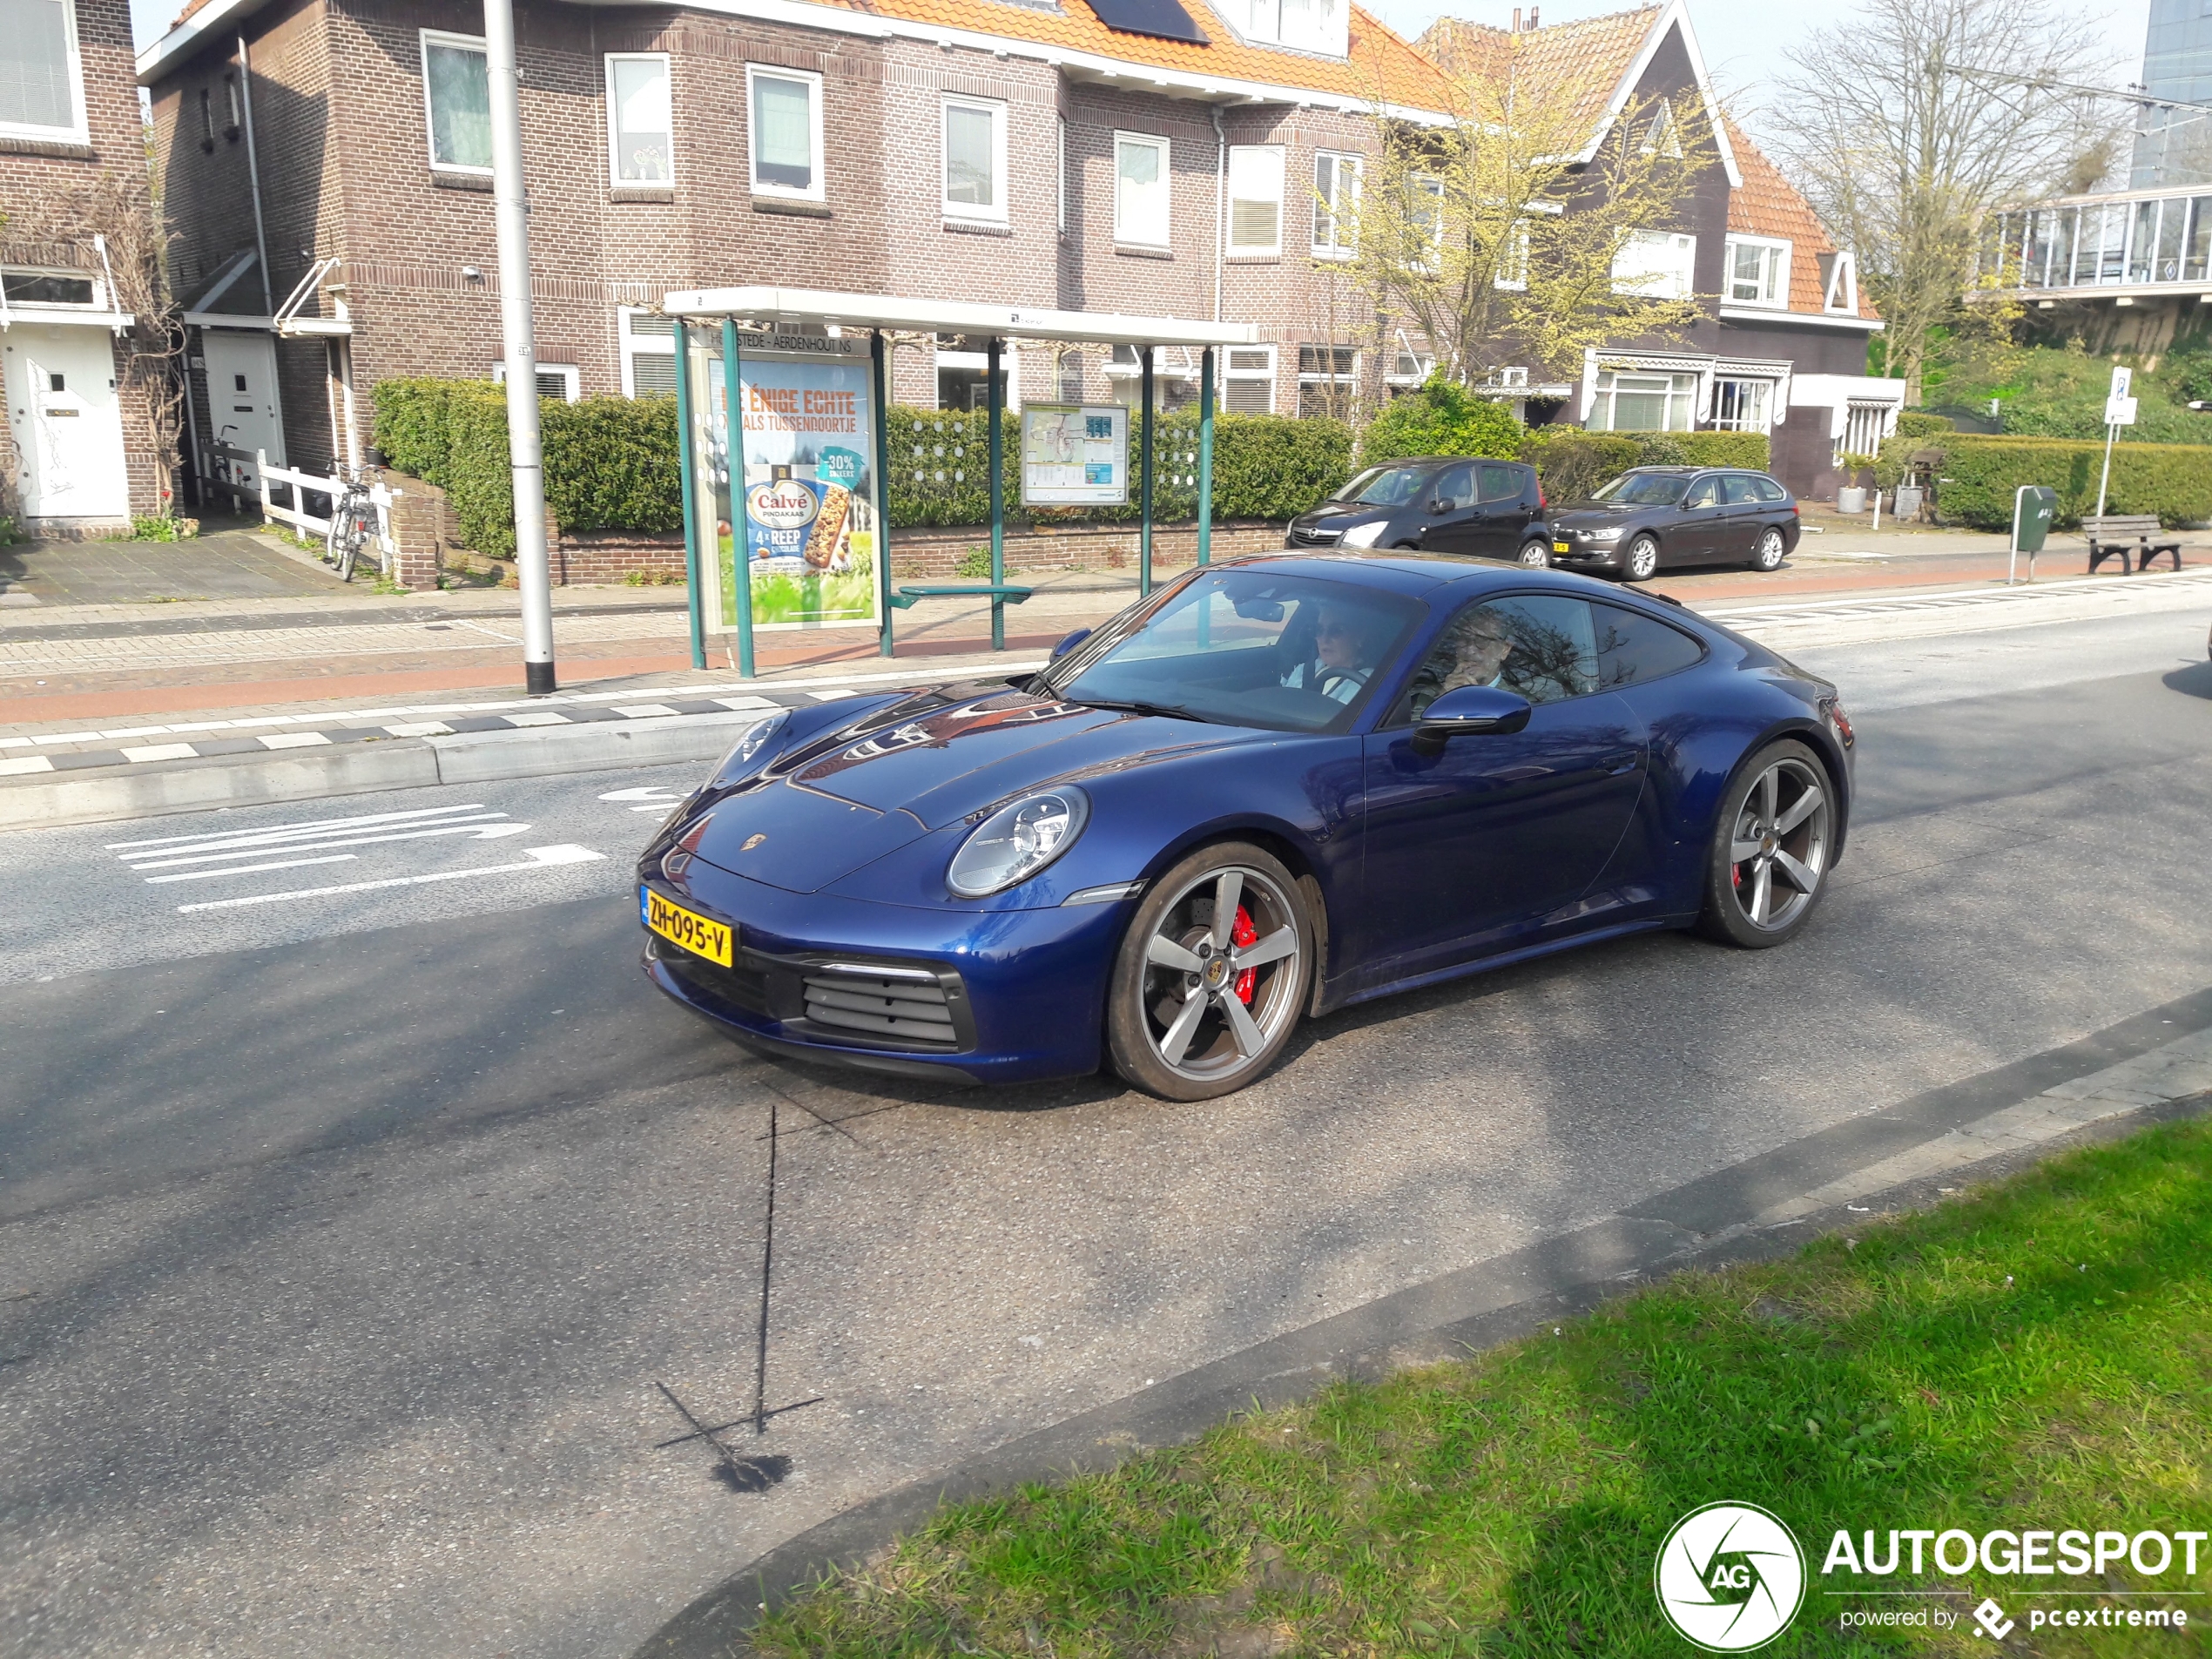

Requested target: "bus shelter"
[{"left": 658, "top": 286, "right": 1259, "bottom": 675}]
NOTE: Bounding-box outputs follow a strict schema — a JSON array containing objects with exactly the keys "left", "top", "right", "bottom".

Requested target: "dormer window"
[
  {"left": 1245, "top": 0, "right": 1346, "bottom": 57},
  {"left": 1724, "top": 235, "right": 1789, "bottom": 307},
  {"left": 1819, "top": 250, "right": 1858, "bottom": 313}
]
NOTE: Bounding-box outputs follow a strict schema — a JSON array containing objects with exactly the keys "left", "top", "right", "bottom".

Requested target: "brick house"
[
  {"left": 1420, "top": 3, "right": 1904, "bottom": 501},
  {"left": 137, "top": 0, "right": 1451, "bottom": 490},
  {"left": 3, "top": 0, "right": 167, "bottom": 534}
]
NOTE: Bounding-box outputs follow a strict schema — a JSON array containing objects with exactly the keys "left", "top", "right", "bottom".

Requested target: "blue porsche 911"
[{"left": 638, "top": 553, "right": 1853, "bottom": 1100}]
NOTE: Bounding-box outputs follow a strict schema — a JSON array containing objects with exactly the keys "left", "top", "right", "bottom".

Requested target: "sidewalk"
[{"left": 3, "top": 521, "right": 2203, "bottom": 740}]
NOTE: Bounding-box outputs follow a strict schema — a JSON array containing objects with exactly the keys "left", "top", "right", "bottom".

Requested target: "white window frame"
[
  {"left": 1, "top": 266, "right": 106, "bottom": 312},
  {"left": 617, "top": 307, "right": 678, "bottom": 398},
  {"left": 1710, "top": 377, "right": 1774, "bottom": 434},
  {"left": 1408, "top": 172, "right": 1445, "bottom": 271},
  {"left": 0, "top": 0, "right": 88, "bottom": 145},
  {"left": 1383, "top": 331, "right": 1433, "bottom": 387},
  {"left": 1588, "top": 368, "right": 1697, "bottom": 433},
  {"left": 420, "top": 29, "right": 493, "bottom": 177},
  {"left": 1296, "top": 344, "right": 1357, "bottom": 417},
  {"left": 1494, "top": 219, "right": 1531, "bottom": 290},
  {"left": 1723, "top": 234, "right": 1791, "bottom": 308},
  {"left": 747, "top": 63, "right": 824, "bottom": 204},
  {"left": 1611, "top": 230, "right": 1696, "bottom": 299},
  {"left": 941, "top": 94, "right": 1008, "bottom": 224},
  {"left": 1225, "top": 144, "right": 1285, "bottom": 257},
  {"left": 1312, "top": 151, "right": 1362, "bottom": 259},
  {"left": 1222, "top": 344, "right": 1276, "bottom": 413},
  {"left": 493, "top": 361, "right": 581, "bottom": 402},
  {"left": 1114, "top": 130, "right": 1171, "bottom": 248},
  {"left": 1824, "top": 249, "right": 1859, "bottom": 313},
  {"left": 604, "top": 52, "right": 674, "bottom": 187}
]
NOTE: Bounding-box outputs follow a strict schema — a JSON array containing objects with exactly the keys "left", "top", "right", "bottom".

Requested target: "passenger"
[{"left": 1281, "top": 604, "right": 1378, "bottom": 704}]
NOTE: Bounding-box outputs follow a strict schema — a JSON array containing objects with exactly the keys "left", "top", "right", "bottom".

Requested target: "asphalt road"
[{"left": 3, "top": 598, "right": 2211, "bottom": 1656}]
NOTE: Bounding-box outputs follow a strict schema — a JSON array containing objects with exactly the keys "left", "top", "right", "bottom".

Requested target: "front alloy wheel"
[
  {"left": 1622, "top": 535, "right": 1661, "bottom": 582},
  {"left": 1106, "top": 843, "right": 1311, "bottom": 1100},
  {"left": 1752, "top": 527, "right": 1787, "bottom": 571},
  {"left": 1697, "top": 739, "right": 1833, "bottom": 948},
  {"left": 1517, "top": 540, "right": 1552, "bottom": 569}
]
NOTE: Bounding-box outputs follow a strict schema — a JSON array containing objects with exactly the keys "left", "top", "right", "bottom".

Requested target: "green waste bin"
[{"left": 2008, "top": 485, "right": 2058, "bottom": 582}]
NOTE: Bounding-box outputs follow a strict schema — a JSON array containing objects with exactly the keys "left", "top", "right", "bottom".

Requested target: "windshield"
[
  {"left": 1590, "top": 471, "right": 1690, "bottom": 506},
  {"left": 1050, "top": 568, "right": 1424, "bottom": 734},
  {"left": 1330, "top": 466, "right": 1431, "bottom": 508}
]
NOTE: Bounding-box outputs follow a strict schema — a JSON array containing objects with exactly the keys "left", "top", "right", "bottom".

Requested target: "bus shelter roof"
[{"left": 658, "top": 287, "right": 1259, "bottom": 349}]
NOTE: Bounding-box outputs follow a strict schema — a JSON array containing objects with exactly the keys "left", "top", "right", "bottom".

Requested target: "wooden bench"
[
  {"left": 884, "top": 582, "right": 1035, "bottom": 611},
  {"left": 2081, "top": 514, "right": 2182, "bottom": 574}
]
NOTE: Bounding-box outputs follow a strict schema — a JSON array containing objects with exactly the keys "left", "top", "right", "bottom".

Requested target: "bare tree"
[
  {"left": 1770, "top": 0, "right": 2120, "bottom": 402},
  {"left": 1349, "top": 51, "right": 1712, "bottom": 391},
  {"left": 3, "top": 169, "right": 187, "bottom": 519}
]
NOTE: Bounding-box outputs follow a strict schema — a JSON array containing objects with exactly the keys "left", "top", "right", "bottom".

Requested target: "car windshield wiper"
[{"left": 1070, "top": 697, "right": 1213, "bottom": 724}]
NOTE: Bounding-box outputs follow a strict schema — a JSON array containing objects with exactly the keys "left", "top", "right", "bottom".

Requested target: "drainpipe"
[
  {"left": 1211, "top": 104, "right": 1227, "bottom": 323},
  {"left": 236, "top": 37, "right": 274, "bottom": 316}
]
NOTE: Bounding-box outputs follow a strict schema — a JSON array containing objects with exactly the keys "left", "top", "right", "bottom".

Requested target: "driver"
[
  {"left": 1440, "top": 606, "right": 1514, "bottom": 693},
  {"left": 1281, "top": 604, "right": 1378, "bottom": 705}
]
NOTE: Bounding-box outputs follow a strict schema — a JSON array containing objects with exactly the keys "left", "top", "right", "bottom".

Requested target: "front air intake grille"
[
  {"left": 802, "top": 968, "right": 960, "bottom": 1048},
  {"left": 1287, "top": 523, "right": 1344, "bottom": 548}
]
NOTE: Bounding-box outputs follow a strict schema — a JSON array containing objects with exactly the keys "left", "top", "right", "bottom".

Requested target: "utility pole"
[{"left": 484, "top": 0, "right": 556, "bottom": 695}]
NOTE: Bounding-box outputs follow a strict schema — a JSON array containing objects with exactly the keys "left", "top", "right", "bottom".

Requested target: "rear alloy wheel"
[
  {"left": 1517, "top": 540, "right": 1552, "bottom": 569},
  {"left": 1751, "top": 527, "right": 1787, "bottom": 572},
  {"left": 1696, "top": 738, "right": 1834, "bottom": 948},
  {"left": 1106, "top": 842, "right": 1312, "bottom": 1101},
  {"left": 1622, "top": 535, "right": 1661, "bottom": 582}
]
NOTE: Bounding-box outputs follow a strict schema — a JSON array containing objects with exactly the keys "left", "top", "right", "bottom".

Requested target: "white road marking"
[
  {"left": 108, "top": 802, "right": 494, "bottom": 853},
  {"left": 502, "top": 711, "right": 572, "bottom": 727},
  {"left": 1, "top": 756, "right": 54, "bottom": 775},
  {"left": 257, "top": 732, "right": 332, "bottom": 750},
  {"left": 122, "top": 743, "right": 198, "bottom": 763},
  {"left": 175, "top": 844, "right": 607, "bottom": 914},
  {"left": 145, "top": 854, "right": 359, "bottom": 884},
  {"left": 382, "top": 721, "right": 453, "bottom": 738},
  {"left": 600, "top": 784, "right": 690, "bottom": 814},
  {"left": 125, "top": 819, "right": 529, "bottom": 872},
  {"left": 613, "top": 704, "right": 679, "bottom": 718}
]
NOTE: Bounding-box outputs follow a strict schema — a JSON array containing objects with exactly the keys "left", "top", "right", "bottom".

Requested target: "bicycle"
[{"left": 325, "top": 468, "right": 383, "bottom": 583}]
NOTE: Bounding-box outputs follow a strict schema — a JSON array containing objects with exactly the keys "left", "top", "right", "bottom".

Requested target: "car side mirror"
[
  {"left": 1428, "top": 498, "right": 1450, "bottom": 514},
  {"left": 1415, "top": 685, "right": 1533, "bottom": 743},
  {"left": 1050, "top": 627, "right": 1092, "bottom": 660}
]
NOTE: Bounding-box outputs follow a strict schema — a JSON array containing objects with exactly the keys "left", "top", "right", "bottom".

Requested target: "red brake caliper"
[{"left": 1231, "top": 905, "right": 1258, "bottom": 1003}]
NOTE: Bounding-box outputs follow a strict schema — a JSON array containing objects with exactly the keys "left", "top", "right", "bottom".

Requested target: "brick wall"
[{"left": 1, "top": 0, "right": 165, "bottom": 528}]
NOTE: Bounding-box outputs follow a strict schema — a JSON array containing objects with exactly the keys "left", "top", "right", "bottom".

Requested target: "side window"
[
  {"left": 1684, "top": 475, "right": 1719, "bottom": 509},
  {"left": 1595, "top": 603, "right": 1706, "bottom": 689},
  {"left": 1752, "top": 475, "right": 1788, "bottom": 502},
  {"left": 1394, "top": 595, "right": 1600, "bottom": 721},
  {"left": 1721, "top": 474, "right": 1764, "bottom": 505},
  {"left": 1431, "top": 464, "right": 1474, "bottom": 510},
  {"left": 1477, "top": 462, "right": 1521, "bottom": 502}
]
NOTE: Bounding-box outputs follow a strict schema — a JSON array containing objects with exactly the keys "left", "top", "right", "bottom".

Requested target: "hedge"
[
  {"left": 374, "top": 379, "right": 682, "bottom": 557},
  {"left": 1889, "top": 435, "right": 2212, "bottom": 529},
  {"left": 1359, "top": 376, "right": 1525, "bottom": 464},
  {"left": 374, "top": 380, "right": 1355, "bottom": 552}
]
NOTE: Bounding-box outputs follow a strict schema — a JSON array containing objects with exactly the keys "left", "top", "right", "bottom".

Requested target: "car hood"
[
  {"left": 1550, "top": 504, "right": 1642, "bottom": 528},
  {"left": 685, "top": 685, "right": 1259, "bottom": 894}
]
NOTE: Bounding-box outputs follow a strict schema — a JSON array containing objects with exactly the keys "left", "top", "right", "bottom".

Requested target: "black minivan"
[{"left": 1285, "top": 457, "right": 1551, "bottom": 566}]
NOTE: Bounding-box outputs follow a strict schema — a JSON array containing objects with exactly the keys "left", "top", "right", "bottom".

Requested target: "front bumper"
[
  {"left": 638, "top": 866, "right": 1130, "bottom": 1085},
  {"left": 1548, "top": 530, "right": 1626, "bottom": 568}
]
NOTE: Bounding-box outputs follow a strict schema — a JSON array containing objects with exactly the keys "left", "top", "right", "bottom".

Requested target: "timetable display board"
[{"left": 1021, "top": 403, "right": 1129, "bottom": 507}]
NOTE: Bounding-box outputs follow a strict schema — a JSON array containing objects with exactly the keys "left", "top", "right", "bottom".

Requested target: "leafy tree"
[{"left": 1359, "top": 375, "right": 1523, "bottom": 462}]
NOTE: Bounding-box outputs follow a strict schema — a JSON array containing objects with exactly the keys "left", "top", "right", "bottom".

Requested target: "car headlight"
[
  {"left": 1339, "top": 520, "right": 1389, "bottom": 549},
  {"left": 709, "top": 709, "right": 790, "bottom": 786},
  {"left": 1587, "top": 526, "right": 1624, "bottom": 541},
  {"left": 948, "top": 787, "right": 1090, "bottom": 898}
]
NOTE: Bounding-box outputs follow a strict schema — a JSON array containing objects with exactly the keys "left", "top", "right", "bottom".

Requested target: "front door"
[
  {"left": 201, "top": 331, "right": 286, "bottom": 493},
  {"left": 3, "top": 326, "right": 128, "bottom": 520},
  {"left": 1663, "top": 473, "right": 1729, "bottom": 563},
  {"left": 1355, "top": 593, "right": 1647, "bottom": 982},
  {"left": 1413, "top": 462, "right": 1482, "bottom": 555},
  {"left": 1471, "top": 460, "right": 1534, "bottom": 557}
]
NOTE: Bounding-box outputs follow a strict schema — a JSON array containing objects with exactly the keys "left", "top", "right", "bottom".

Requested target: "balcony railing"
[{"left": 1985, "top": 189, "right": 2212, "bottom": 293}]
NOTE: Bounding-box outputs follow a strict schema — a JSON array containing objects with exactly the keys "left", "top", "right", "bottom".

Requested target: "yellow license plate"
[
  {"left": 1553, "top": 541, "right": 1571, "bottom": 553},
  {"left": 644, "top": 889, "right": 733, "bottom": 967}
]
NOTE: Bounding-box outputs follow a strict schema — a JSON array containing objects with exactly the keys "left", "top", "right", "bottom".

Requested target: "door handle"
[{"left": 1602, "top": 750, "right": 1640, "bottom": 775}]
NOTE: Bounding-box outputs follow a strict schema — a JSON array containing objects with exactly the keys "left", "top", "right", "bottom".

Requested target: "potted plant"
[{"left": 1836, "top": 453, "right": 1875, "bottom": 514}]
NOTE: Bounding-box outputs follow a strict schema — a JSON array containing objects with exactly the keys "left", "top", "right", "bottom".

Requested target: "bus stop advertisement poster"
[{"left": 686, "top": 333, "right": 882, "bottom": 630}]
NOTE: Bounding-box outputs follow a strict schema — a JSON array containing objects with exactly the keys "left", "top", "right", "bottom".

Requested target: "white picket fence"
[{"left": 208, "top": 443, "right": 401, "bottom": 569}]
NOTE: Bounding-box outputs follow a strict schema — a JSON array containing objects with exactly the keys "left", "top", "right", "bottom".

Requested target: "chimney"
[
  {"left": 1512, "top": 7, "right": 1521, "bottom": 30},
  {"left": 1527, "top": 6, "right": 1540, "bottom": 26}
]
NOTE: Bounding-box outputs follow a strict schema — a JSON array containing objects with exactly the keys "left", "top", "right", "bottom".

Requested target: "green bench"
[{"left": 884, "top": 583, "right": 1035, "bottom": 610}]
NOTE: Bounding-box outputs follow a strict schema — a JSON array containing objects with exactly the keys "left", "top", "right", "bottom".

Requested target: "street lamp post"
[{"left": 483, "top": 0, "right": 556, "bottom": 695}]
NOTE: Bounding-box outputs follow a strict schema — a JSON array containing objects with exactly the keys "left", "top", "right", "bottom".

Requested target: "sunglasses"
[{"left": 1316, "top": 618, "right": 1359, "bottom": 639}]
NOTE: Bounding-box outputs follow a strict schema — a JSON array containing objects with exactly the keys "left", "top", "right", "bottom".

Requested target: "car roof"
[
  {"left": 1218, "top": 549, "right": 1586, "bottom": 597},
  {"left": 1366, "top": 455, "right": 1527, "bottom": 470}
]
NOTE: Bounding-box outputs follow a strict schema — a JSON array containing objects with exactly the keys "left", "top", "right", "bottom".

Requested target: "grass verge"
[{"left": 756, "top": 1115, "right": 2212, "bottom": 1656}]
